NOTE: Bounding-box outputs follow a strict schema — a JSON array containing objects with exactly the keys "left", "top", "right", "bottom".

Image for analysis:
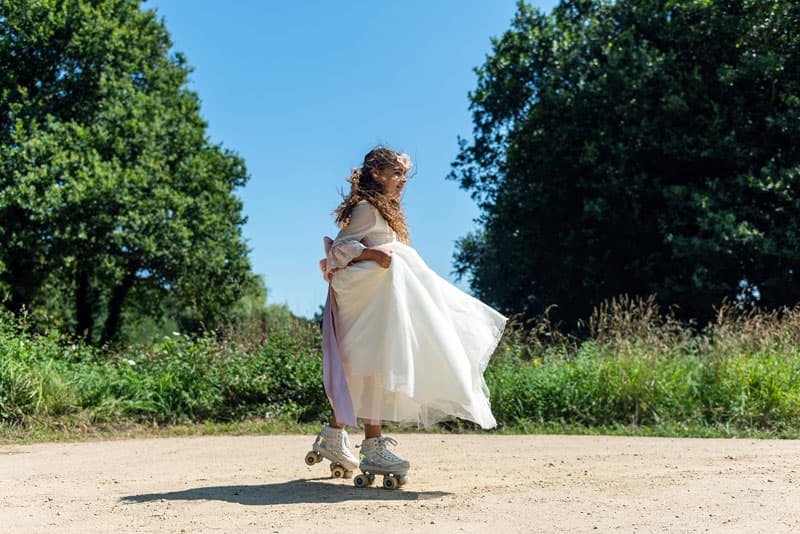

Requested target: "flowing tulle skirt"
[{"left": 329, "top": 241, "right": 506, "bottom": 429}]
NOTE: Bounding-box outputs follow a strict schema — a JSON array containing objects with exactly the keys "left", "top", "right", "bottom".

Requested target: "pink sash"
[{"left": 319, "top": 237, "right": 357, "bottom": 428}]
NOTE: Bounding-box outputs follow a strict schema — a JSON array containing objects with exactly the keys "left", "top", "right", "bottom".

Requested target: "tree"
[
  {"left": 0, "top": 0, "right": 251, "bottom": 342},
  {"left": 451, "top": 0, "right": 800, "bottom": 325}
]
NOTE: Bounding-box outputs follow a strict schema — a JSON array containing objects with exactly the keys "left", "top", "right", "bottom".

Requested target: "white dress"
[{"left": 324, "top": 200, "right": 507, "bottom": 429}]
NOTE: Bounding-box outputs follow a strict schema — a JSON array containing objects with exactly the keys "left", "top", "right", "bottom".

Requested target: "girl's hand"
[
  {"left": 370, "top": 248, "right": 393, "bottom": 269},
  {"left": 351, "top": 247, "right": 393, "bottom": 269}
]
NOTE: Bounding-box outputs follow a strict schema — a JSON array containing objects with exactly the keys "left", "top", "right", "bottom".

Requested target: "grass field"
[{"left": 2, "top": 296, "right": 799, "bottom": 442}]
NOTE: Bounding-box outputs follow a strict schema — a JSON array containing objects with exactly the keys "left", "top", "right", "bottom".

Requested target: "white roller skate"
[
  {"left": 353, "top": 436, "right": 410, "bottom": 490},
  {"left": 304, "top": 425, "right": 359, "bottom": 479}
]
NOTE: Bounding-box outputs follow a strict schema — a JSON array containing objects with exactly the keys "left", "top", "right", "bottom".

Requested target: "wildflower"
[
  {"left": 534, "top": 358, "right": 541, "bottom": 365},
  {"left": 125, "top": 359, "right": 136, "bottom": 366}
]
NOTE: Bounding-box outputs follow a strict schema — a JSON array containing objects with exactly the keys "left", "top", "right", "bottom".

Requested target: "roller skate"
[
  {"left": 353, "top": 436, "right": 410, "bottom": 490},
  {"left": 304, "top": 425, "right": 359, "bottom": 479}
]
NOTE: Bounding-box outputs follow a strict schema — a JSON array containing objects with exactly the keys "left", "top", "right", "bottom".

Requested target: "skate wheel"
[
  {"left": 304, "top": 451, "right": 320, "bottom": 466},
  {"left": 368, "top": 474, "right": 376, "bottom": 484},
  {"left": 383, "top": 475, "right": 399, "bottom": 490},
  {"left": 331, "top": 465, "right": 347, "bottom": 478},
  {"left": 354, "top": 474, "right": 370, "bottom": 488},
  {"left": 397, "top": 475, "right": 409, "bottom": 486}
]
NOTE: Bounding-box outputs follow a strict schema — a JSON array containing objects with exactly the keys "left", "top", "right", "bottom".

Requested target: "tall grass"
[
  {"left": 0, "top": 307, "right": 328, "bottom": 427},
  {"left": 487, "top": 296, "right": 800, "bottom": 432},
  {"left": 1, "top": 298, "right": 799, "bottom": 436}
]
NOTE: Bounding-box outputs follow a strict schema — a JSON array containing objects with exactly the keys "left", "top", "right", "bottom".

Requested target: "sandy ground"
[{"left": 1, "top": 434, "right": 798, "bottom": 533}]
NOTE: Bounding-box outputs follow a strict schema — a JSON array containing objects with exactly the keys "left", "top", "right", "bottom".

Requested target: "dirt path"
[{"left": 1, "top": 434, "right": 798, "bottom": 533}]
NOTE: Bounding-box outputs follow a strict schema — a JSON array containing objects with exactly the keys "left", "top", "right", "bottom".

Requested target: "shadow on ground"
[{"left": 122, "top": 478, "right": 450, "bottom": 506}]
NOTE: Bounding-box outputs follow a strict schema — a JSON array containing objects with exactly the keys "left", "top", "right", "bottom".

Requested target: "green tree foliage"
[
  {"left": 0, "top": 0, "right": 251, "bottom": 342},
  {"left": 451, "top": 0, "right": 800, "bottom": 325}
]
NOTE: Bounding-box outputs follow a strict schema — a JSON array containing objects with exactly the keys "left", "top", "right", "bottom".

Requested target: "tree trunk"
[
  {"left": 75, "top": 266, "right": 94, "bottom": 340},
  {"left": 101, "top": 268, "right": 137, "bottom": 344}
]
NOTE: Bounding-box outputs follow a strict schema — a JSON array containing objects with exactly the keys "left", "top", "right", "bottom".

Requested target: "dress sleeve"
[{"left": 326, "top": 201, "right": 376, "bottom": 271}]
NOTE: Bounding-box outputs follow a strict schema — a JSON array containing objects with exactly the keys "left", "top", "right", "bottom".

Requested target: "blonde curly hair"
[{"left": 334, "top": 146, "right": 412, "bottom": 244}]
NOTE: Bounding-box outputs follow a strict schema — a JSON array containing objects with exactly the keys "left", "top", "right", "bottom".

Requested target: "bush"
[
  {"left": 0, "top": 310, "right": 328, "bottom": 426},
  {"left": 1, "top": 297, "right": 799, "bottom": 435},
  {"left": 486, "top": 297, "right": 800, "bottom": 431}
]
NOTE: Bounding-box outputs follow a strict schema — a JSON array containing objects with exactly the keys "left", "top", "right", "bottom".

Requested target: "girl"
[{"left": 307, "top": 147, "right": 507, "bottom": 488}]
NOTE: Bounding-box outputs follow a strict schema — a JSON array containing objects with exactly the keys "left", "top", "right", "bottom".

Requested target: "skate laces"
[
  {"left": 377, "top": 436, "right": 398, "bottom": 448},
  {"left": 375, "top": 436, "right": 402, "bottom": 461},
  {"left": 323, "top": 426, "right": 351, "bottom": 452},
  {"left": 332, "top": 428, "right": 352, "bottom": 451}
]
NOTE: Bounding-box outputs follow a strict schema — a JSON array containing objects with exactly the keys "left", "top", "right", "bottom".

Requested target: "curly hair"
[{"left": 333, "top": 146, "right": 412, "bottom": 244}]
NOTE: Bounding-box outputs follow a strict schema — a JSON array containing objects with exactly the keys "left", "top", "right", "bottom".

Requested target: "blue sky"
[{"left": 144, "top": 0, "right": 558, "bottom": 317}]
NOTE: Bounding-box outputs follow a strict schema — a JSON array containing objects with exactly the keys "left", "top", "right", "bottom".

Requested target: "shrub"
[{"left": 1, "top": 297, "right": 799, "bottom": 434}]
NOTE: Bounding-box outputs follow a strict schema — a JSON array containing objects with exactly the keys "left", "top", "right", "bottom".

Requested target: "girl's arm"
[
  {"left": 327, "top": 202, "right": 391, "bottom": 270},
  {"left": 350, "top": 247, "right": 392, "bottom": 268}
]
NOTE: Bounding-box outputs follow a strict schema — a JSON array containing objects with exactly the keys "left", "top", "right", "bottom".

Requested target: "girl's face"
[{"left": 373, "top": 165, "right": 407, "bottom": 199}]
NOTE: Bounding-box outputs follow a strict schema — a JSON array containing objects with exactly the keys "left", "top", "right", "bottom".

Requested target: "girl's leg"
[
  {"left": 329, "top": 415, "right": 345, "bottom": 429},
  {"left": 364, "top": 422, "right": 381, "bottom": 439}
]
